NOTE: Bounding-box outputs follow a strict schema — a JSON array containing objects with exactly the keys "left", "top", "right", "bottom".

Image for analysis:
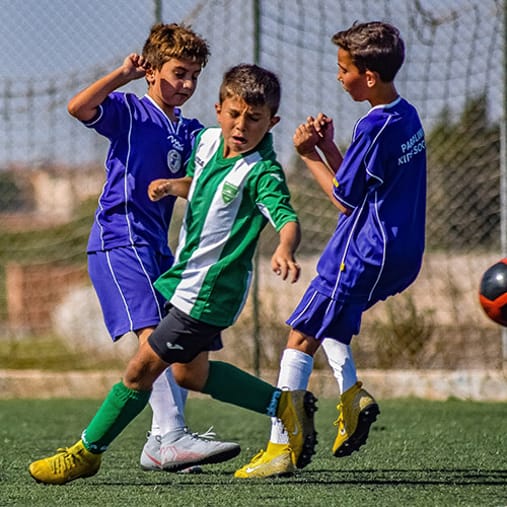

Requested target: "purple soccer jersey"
[
  {"left": 84, "top": 92, "right": 203, "bottom": 256},
  {"left": 313, "top": 96, "right": 427, "bottom": 305},
  {"left": 82, "top": 91, "right": 202, "bottom": 339}
]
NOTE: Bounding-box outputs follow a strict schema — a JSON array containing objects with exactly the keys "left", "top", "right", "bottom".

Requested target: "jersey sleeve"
[
  {"left": 332, "top": 120, "right": 385, "bottom": 210},
  {"left": 82, "top": 92, "right": 130, "bottom": 140},
  {"left": 254, "top": 162, "right": 298, "bottom": 231}
]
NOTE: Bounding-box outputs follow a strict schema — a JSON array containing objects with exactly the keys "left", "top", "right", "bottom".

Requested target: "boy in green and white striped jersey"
[{"left": 29, "top": 64, "right": 318, "bottom": 485}]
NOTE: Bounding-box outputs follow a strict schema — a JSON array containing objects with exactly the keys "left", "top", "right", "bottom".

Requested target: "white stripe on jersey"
[{"left": 171, "top": 128, "right": 261, "bottom": 314}]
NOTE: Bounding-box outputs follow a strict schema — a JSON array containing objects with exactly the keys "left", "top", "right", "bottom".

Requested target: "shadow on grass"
[{"left": 88, "top": 468, "right": 507, "bottom": 487}]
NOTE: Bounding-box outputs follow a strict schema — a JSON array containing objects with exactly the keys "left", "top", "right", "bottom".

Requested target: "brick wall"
[{"left": 6, "top": 262, "right": 88, "bottom": 334}]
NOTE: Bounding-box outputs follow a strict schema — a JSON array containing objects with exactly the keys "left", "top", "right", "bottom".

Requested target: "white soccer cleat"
[
  {"left": 156, "top": 427, "right": 240, "bottom": 472},
  {"left": 140, "top": 432, "right": 163, "bottom": 471},
  {"left": 140, "top": 431, "right": 209, "bottom": 473}
]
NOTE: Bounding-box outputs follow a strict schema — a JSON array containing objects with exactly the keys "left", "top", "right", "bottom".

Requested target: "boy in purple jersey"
[
  {"left": 65, "top": 23, "right": 239, "bottom": 472},
  {"left": 236, "top": 21, "right": 427, "bottom": 478}
]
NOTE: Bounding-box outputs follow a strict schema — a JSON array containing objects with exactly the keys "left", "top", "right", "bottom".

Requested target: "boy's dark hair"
[
  {"left": 332, "top": 21, "right": 404, "bottom": 82},
  {"left": 219, "top": 64, "right": 281, "bottom": 116},
  {"left": 142, "top": 23, "right": 210, "bottom": 70}
]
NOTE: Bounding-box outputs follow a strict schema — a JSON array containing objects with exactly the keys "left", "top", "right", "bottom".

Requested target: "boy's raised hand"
[
  {"left": 312, "top": 112, "right": 334, "bottom": 145},
  {"left": 293, "top": 121, "right": 320, "bottom": 156},
  {"left": 122, "top": 53, "right": 150, "bottom": 80}
]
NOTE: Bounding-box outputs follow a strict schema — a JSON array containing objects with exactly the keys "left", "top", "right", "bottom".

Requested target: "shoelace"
[
  {"left": 186, "top": 426, "right": 217, "bottom": 441},
  {"left": 246, "top": 449, "right": 266, "bottom": 465},
  {"left": 51, "top": 447, "right": 83, "bottom": 474},
  {"left": 333, "top": 402, "right": 344, "bottom": 428}
]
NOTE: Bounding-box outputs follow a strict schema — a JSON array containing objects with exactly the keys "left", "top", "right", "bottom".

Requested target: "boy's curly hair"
[{"left": 142, "top": 23, "right": 210, "bottom": 70}]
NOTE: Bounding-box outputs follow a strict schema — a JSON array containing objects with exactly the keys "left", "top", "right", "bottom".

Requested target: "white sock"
[
  {"left": 270, "top": 348, "right": 314, "bottom": 444},
  {"left": 149, "top": 367, "right": 188, "bottom": 436},
  {"left": 321, "top": 338, "right": 357, "bottom": 395}
]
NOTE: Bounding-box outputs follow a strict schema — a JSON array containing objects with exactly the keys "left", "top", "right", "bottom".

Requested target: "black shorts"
[{"left": 148, "top": 305, "right": 224, "bottom": 364}]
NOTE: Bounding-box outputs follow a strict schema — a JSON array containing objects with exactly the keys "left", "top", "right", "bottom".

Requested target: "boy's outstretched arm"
[
  {"left": 271, "top": 221, "right": 301, "bottom": 284},
  {"left": 148, "top": 177, "right": 193, "bottom": 201},
  {"left": 293, "top": 122, "right": 350, "bottom": 215},
  {"left": 68, "top": 53, "right": 149, "bottom": 121}
]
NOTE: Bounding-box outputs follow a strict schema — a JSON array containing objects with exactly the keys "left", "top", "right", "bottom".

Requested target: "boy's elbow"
[
  {"left": 67, "top": 98, "right": 80, "bottom": 118},
  {"left": 67, "top": 99, "right": 95, "bottom": 121}
]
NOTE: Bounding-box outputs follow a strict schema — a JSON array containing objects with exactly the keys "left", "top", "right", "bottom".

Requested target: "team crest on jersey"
[
  {"left": 167, "top": 149, "right": 182, "bottom": 174},
  {"left": 222, "top": 182, "right": 239, "bottom": 203}
]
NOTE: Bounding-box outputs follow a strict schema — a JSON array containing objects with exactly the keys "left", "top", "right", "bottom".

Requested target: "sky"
[
  {"left": 2, "top": 0, "right": 200, "bottom": 79},
  {"left": 0, "top": 0, "right": 503, "bottom": 167}
]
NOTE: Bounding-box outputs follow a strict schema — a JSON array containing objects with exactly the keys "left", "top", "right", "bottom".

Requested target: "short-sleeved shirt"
[
  {"left": 312, "top": 96, "right": 426, "bottom": 304},
  {"left": 84, "top": 92, "right": 203, "bottom": 256},
  {"left": 154, "top": 127, "right": 298, "bottom": 327}
]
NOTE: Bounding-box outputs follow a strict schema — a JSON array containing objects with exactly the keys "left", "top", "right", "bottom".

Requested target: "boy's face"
[
  {"left": 336, "top": 48, "right": 371, "bottom": 102},
  {"left": 146, "top": 57, "right": 202, "bottom": 112},
  {"left": 215, "top": 96, "right": 280, "bottom": 158}
]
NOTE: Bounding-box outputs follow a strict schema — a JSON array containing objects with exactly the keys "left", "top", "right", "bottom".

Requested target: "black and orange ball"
[{"left": 479, "top": 258, "right": 507, "bottom": 327}]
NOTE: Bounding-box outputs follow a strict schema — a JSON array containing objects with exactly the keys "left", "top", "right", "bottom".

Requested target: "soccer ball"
[{"left": 479, "top": 258, "right": 507, "bottom": 326}]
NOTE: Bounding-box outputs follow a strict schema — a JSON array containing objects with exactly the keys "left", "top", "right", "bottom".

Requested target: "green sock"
[
  {"left": 201, "top": 361, "right": 278, "bottom": 415},
  {"left": 81, "top": 381, "right": 151, "bottom": 453}
]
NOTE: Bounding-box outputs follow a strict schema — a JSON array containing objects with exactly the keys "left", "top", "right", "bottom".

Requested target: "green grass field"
[{"left": 0, "top": 397, "right": 505, "bottom": 507}]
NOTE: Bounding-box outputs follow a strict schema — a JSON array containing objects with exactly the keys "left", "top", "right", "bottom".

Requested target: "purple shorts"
[
  {"left": 286, "top": 285, "right": 367, "bottom": 345},
  {"left": 87, "top": 245, "right": 173, "bottom": 340}
]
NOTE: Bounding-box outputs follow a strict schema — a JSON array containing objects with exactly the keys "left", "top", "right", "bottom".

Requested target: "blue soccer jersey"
[
  {"left": 312, "top": 96, "right": 426, "bottom": 304},
  {"left": 84, "top": 92, "right": 203, "bottom": 256}
]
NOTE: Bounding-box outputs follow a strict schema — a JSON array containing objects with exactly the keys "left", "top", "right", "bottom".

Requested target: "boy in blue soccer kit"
[
  {"left": 236, "top": 21, "right": 427, "bottom": 478},
  {"left": 29, "top": 63, "right": 317, "bottom": 485},
  {"left": 66, "top": 23, "right": 239, "bottom": 472}
]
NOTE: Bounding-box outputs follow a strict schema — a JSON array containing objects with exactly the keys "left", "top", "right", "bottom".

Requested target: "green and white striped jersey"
[{"left": 154, "top": 127, "right": 298, "bottom": 327}]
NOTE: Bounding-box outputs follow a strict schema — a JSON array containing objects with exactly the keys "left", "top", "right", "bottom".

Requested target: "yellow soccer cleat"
[
  {"left": 234, "top": 442, "right": 295, "bottom": 478},
  {"left": 332, "top": 381, "right": 380, "bottom": 457},
  {"left": 276, "top": 390, "right": 318, "bottom": 469},
  {"left": 29, "top": 440, "right": 102, "bottom": 485}
]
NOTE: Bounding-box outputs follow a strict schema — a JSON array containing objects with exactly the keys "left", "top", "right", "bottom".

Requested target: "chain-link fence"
[{"left": 0, "top": 0, "right": 505, "bottom": 372}]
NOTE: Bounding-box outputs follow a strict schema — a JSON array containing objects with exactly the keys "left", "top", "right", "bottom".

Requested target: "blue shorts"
[
  {"left": 286, "top": 286, "right": 367, "bottom": 345},
  {"left": 87, "top": 246, "right": 173, "bottom": 341}
]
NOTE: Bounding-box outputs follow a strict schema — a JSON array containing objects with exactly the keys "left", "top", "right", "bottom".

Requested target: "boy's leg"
[
  {"left": 321, "top": 338, "right": 357, "bottom": 394},
  {"left": 28, "top": 343, "right": 165, "bottom": 485},
  {"left": 89, "top": 251, "right": 194, "bottom": 469},
  {"left": 152, "top": 355, "right": 241, "bottom": 472},
  {"left": 137, "top": 327, "right": 188, "bottom": 439},
  {"left": 201, "top": 360, "right": 317, "bottom": 469},
  {"left": 321, "top": 338, "right": 379, "bottom": 457},
  {"left": 235, "top": 332, "right": 316, "bottom": 479},
  {"left": 148, "top": 367, "right": 187, "bottom": 438},
  {"left": 140, "top": 367, "right": 188, "bottom": 471},
  {"left": 139, "top": 326, "right": 239, "bottom": 472}
]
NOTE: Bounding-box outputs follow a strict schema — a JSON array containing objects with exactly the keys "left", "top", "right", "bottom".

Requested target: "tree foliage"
[{"left": 426, "top": 93, "right": 500, "bottom": 250}]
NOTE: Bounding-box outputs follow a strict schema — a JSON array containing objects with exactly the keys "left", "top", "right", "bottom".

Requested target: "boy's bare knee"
[
  {"left": 171, "top": 365, "right": 199, "bottom": 390},
  {"left": 123, "top": 343, "right": 167, "bottom": 391},
  {"left": 287, "top": 329, "right": 320, "bottom": 355},
  {"left": 171, "top": 359, "right": 208, "bottom": 392},
  {"left": 170, "top": 365, "right": 187, "bottom": 386}
]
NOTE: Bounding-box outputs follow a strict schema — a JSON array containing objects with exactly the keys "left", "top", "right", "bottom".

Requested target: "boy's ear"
[
  {"left": 145, "top": 66, "right": 156, "bottom": 85},
  {"left": 365, "top": 70, "right": 378, "bottom": 88},
  {"left": 269, "top": 116, "right": 281, "bottom": 129},
  {"left": 214, "top": 103, "right": 222, "bottom": 115}
]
